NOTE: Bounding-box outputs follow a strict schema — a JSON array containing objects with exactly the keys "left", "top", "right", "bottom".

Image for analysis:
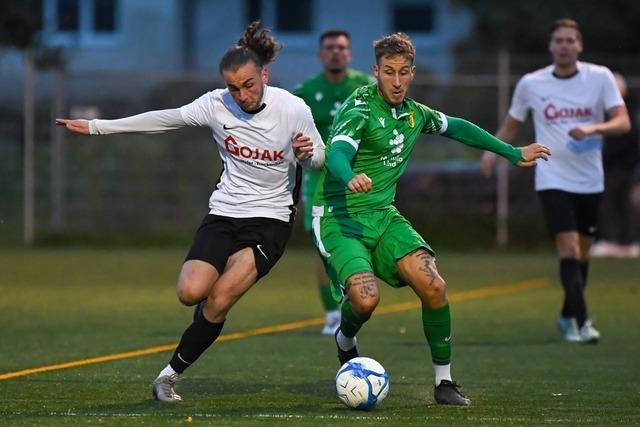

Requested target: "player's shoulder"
[
  {"left": 520, "top": 65, "right": 554, "bottom": 83},
  {"left": 579, "top": 61, "right": 614, "bottom": 79},
  {"left": 407, "top": 98, "right": 440, "bottom": 122},
  {"left": 346, "top": 83, "right": 377, "bottom": 107},
  {"left": 268, "top": 86, "right": 310, "bottom": 114}
]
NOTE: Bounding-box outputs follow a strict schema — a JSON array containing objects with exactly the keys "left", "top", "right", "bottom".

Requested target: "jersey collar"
[{"left": 372, "top": 85, "right": 410, "bottom": 120}]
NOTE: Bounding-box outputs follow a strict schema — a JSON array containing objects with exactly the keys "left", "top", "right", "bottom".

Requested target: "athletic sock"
[
  {"left": 580, "top": 261, "right": 589, "bottom": 290},
  {"left": 339, "top": 299, "right": 370, "bottom": 338},
  {"left": 336, "top": 330, "right": 357, "bottom": 351},
  {"left": 422, "top": 304, "right": 452, "bottom": 365},
  {"left": 319, "top": 283, "right": 339, "bottom": 311},
  {"left": 433, "top": 363, "right": 452, "bottom": 386},
  {"left": 559, "top": 258, "right": 587, "bottom": 327},
  {"left": 157, "top": 364, "right": 178, "bottom": 379},
  {"left": 168, "top": 308, "right": 225, "bottom": 374}
]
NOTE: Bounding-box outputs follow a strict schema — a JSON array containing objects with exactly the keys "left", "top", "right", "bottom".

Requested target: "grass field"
[{"left": 1, "top": 248, "right": 639, "bottom": 426}]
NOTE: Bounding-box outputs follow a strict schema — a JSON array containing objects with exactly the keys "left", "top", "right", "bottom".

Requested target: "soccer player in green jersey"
[
  {"left": 312, "top": 33, "right": 551, "bottom": 406},
  {"left": 294, "top": 29, "right": 374, "bottom": 335}
]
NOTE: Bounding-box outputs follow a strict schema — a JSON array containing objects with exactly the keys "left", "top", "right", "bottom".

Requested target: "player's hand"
[
  {"left": 55, "top": 118, "right": 90, "bottom": 135},
  {"left": 516, "top": 143, "right": 551, "bottom": 168},
  {"left": 292, "top": 132, "right": 313, "bottom": 161},
  {"left": 568, "top": 125, "right": 597, "bottom": 140},
  {"left": 347, "top": 173, "right": 372, "bottom": 193},
  {"left": 480, "top": 151, "right": 498, "bottom": 177}
]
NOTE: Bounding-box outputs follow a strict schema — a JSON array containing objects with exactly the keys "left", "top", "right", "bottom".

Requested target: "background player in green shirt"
[
  {"left": 294, "top": 29, "right": 374, "bottom": 335},
  {"left": 312, "top": 33, "right": 551, "bottom": 406}
]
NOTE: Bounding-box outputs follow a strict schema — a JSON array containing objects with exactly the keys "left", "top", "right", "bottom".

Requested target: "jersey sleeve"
[
  {"left": 508, "top": 77, "right": 530, "bottom": 122},
  {"left": 179, "top": 92, "right": 215, "bottom": 127},
  {"left": 294, "top": 100, "right": 325, "bottom": 169},
  {"left": 88, "top": 108, "right": 186, "bottom": 135},
  {"left": 418, "top": 103, "right": 448, "bottom": 135},
  {"left": 601, "top": 68, "right": 625, "bottom": 110},
  {"left": 329, "top": 94, "right": 369, "bottom": 151}
]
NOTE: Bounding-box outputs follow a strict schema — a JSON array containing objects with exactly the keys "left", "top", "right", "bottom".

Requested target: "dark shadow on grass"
[{"left": 83, "top": 377, "right": 339, "bottom": 416}]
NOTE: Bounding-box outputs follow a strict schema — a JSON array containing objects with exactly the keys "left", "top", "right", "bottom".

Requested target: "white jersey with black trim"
[
  {"left": 90, "top": 85, "right": 324, "bottom": 222},
  {"left": 509, "top": 62, "right": 624, "bottom": 193}
]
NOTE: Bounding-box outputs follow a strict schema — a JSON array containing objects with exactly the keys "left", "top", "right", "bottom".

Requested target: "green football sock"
[
  {"left": 422, "top": 303, "right": 452, "bottom": 365},
  {"left": 319, "top": 284, "right": 339, "bottom": 311},
  {"left": 340, "top": 299, "right": 370, "bottom": 338}
]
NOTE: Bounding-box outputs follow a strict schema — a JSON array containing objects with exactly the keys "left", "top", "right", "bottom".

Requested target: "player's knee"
[
  {"left": 422, "top": 276, "right": 446, "bottom": 305},
  {"left": 206, "top": 293, "right": 236, "bottom": 317},
  {"left": 350, "top": 295, "right": 379, "bottom": 317},
  {"left": 176, "top": 279, "right": 207, "bottom": 306},
  {"left": 559, "top": 246, "right": 580, "bottom": 259},
  {"left": 346, "top": 271, "right": 379, "bottom": 315},
  {"left": 176, "top": 286, "right": 200, "bottom": 306}
]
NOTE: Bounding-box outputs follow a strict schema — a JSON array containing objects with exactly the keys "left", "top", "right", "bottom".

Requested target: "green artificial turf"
[{"left": 1, "top": 249, "right": 638, "bottom": 426}]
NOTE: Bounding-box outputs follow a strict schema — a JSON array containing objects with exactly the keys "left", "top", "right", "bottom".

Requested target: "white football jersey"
[
  {"left": 180, "top": 86, "right": 323, "bottom": 222},
  {"left": 509, "top": 62, "right": 624, "bottom": 193},
  {"left": 90, "top": 85, "right": 324, "bottom": 222}
]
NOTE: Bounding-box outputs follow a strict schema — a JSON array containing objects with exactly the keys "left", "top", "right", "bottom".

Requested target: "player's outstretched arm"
[
  {"left": 480, "top": 115, "right": 522, "bottom": 177},
  {"left": 55, "top": 119, "right": 90, "bottom": 134},
  {"left": 516, "top": 143, "right": 551, "bottom": 167},
  {"left": 444, "top": 115, "right": 549, "bottom": 167},
  {"left": 56, "top": 109, "right": 187, "bottom": 136}
]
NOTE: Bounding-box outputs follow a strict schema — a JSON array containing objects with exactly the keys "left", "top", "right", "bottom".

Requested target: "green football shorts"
[{"left": 311, "top": 205, "right": 433, "bottom": 301}]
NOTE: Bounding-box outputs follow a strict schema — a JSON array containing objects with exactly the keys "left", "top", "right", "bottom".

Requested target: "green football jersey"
[
  {"left": 294, "top": 69, "right": 374, "bottom": 229},
  {"left": 294, "top": 69, "right": 374, "bottom": 142},
  {"left": 315, "top": 83, "right": 447, "bottom": 215}
]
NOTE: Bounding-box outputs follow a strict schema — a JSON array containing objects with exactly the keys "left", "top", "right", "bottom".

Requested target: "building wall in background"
[{"left": 0, "top": 0, "right": 472, "bottom": 104}]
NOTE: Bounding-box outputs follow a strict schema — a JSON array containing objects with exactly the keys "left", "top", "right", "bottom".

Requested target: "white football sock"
[
  {"left": 157, "top": 364, "right": 178, "bottom": 379},
  {"left": 325, "top": 309, "right": 340, "bottom": 321},
  {"left": 336, "top": 330, "right": 357, "bottom": 351},
  {"left": 434, "top": 363, "right": 452, "bottom": 386}
]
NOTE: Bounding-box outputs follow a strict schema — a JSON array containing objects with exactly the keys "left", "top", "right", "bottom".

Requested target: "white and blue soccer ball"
[{"left": 335, "top": 357, "right": 389, "bottom": 409}]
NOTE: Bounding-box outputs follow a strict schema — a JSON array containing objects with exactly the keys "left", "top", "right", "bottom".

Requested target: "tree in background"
[{"left": 452, "top": 0, "right": 640, "bottom": 57}]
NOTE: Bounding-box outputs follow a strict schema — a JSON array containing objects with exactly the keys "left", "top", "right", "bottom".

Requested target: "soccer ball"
[{"left": 335, "top": 357, "right": 389, "bottom": 409}]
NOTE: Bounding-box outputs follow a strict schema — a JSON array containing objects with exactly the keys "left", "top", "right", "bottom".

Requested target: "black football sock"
[
  {"left": 580, "top": 261, "right": 589, "bottom": 290},
  {"left": 560, "top": 258, "right": 587, "bottom": 327},
  {"left": 169, "top": 308, "right": 224, "bottom": 374}
]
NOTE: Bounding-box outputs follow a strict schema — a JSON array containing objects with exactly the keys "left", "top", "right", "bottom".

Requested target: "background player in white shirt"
[
  {"left": 57, "top": 21, "right": 325, "bottom": 401},
  {"left": 481, "top": 19, "right": 630, "bottom": 343}
]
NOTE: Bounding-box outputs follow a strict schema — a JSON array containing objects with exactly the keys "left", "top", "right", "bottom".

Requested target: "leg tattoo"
[
  {"left": 346, "top": 271, "right": 378, "bottom": 300},
  {"left": 411, "top": 250, "right": 439, "bottom": 288}
]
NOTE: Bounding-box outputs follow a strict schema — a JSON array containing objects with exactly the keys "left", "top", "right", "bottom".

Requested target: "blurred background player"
[
  {"left": 294, "top": 29, "right": 374, "bottom": 335},
  {"left": 481, "top": 19, "right": 630, "bottom": 343},
  {"left": 590, "top": 72, "right": 640, "bottom": 258},
  {"left": 313, "top": 32, "right": 550, "bottom": 406},
  {"left": 57, "top": 21, "right": 324, "bottom": 402}
]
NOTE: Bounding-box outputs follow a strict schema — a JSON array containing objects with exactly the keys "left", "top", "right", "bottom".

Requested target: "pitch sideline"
[{"left": 0, "top": 277, "right": 548, "bottom": 381}]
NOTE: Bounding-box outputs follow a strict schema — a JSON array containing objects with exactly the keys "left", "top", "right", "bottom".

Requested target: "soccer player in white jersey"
[
  {"left": 481, "top": 19, "right": 630, "bottom": 343},
  {"left": 56, "top": 21, "right": 325, "bottom": 401}
]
